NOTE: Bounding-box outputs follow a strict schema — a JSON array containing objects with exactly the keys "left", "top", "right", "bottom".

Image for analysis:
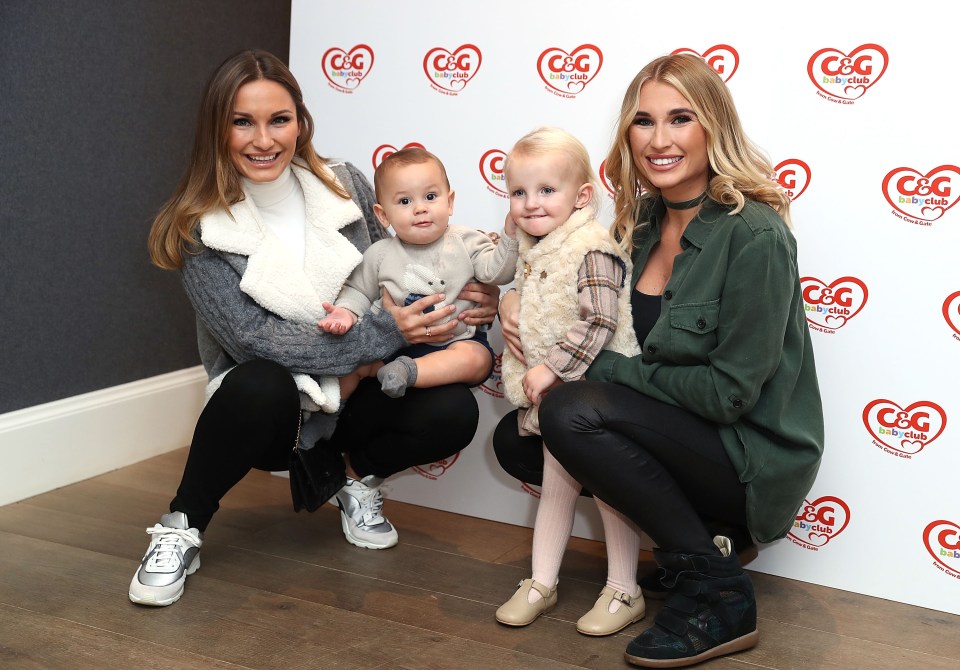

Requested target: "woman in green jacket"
[{"left": 496, "top": 53, "right": 824, "bottom": 668}]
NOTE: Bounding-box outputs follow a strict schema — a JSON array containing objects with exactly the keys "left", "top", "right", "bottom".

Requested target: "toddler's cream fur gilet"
[{"left": 501, "top": 208, "right": 642, "bottom": 414}]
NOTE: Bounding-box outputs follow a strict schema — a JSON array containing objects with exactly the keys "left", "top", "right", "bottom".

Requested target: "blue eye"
[
  {"left": 271, "top": 115, "right": 292, "bottom": 125},
  {"left": 632, "top": 117, "right": 652, "bottom": 127},
  {"left": 672, "top": 114, "right": 693, "bottom": 125},
  {"left": 232, "top": 118, "right": 252, "bottom": 127},
  {"left": 511, "top": 189, "right": 524, "bottom": 197},
  {"left": 541, "top": 187, "right": 555, "bottom": 195}
]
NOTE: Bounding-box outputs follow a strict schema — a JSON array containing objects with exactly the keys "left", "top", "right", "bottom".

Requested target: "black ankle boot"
[
  {"left": 639, "top": 526, "right": 757, "bottom": 600},
  {"left": 625, "top": 536, "right": 758, "bottom": 668}
]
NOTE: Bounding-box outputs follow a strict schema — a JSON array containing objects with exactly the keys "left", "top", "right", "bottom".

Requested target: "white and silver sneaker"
[
  {"left": 334, "top": 476, "right": 398, "bottom": 549},
  {"left": 128, "top": 511, "right": 202, "bottom": 606}
]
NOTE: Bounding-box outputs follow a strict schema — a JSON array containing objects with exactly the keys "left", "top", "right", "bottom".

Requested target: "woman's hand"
[
  {"left": 382, "top": 289, "right": 458, "bottom": 344},
  {"left": 457, "top": 281, "right": 501, "bottom": 326},
  {"left": 499, "top": 289, "right": 525, "bottom": 364}
]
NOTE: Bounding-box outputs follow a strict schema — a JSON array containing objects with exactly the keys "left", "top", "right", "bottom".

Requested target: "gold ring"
[{"left": 425, "top": 326, "right": 432, "bottom": 337}]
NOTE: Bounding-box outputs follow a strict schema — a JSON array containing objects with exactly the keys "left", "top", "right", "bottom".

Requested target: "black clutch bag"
[{"left": 289, "top": 412, "right": 346, "bottom": 513}]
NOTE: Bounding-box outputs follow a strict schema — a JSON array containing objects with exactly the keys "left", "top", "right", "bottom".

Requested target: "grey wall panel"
[{"left": 0, "top": 1, "right": 291, "bottom": 413}]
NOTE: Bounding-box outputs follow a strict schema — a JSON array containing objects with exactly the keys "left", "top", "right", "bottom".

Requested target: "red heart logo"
[
  {"left": 479, "top": 149, "right": 508, "bottom": 196},
  {"left": 788, "top": 496, "right": 851, "bottom": 549},
  {"left": 537, "top": 44, "right": 603, "bottom": 96},
  {"left": 862, "top": 400, "right": 947, "bottom": 456},
  {"left": 775, "top": 159, "right": 812, "bottom": 201},
  {"left": 671, "top": 45, "right": 739, "bottom": 82},
  {"left": 599, "top": 160, "right": 615, "bottom": 199},
  {"left": 807, "top": 44, "right": 888, "bottom": 100},
  {"left": 371, "top": 142, "right": 426, "bottom": 170},
  {"left": 799, "top": 276, "right": 868, "bottom": 331},
  {"left": 413, "top": 453, "right": 459, "bottom": 480},
  {"left": 924, "top": 520, "right": 960, "bottom": 576},
  {"left": 943, "top": 291, "right": 960, "bottom": 337},
  {"left": 321, "top": 44, "right": 375, "bottom": 92},
  {"left": 423, "top": 44, "right": 483, "bottom": 93},
  {"left": 479, "top": 353, "right": 506, "bottom": 398},
  {"left": 882, "top": 165, "right": 960, "bottom": 222}
]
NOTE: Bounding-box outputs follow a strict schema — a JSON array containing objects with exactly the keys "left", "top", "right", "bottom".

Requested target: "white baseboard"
[{"left": 0, "top": 366, "right": 208, "bottom": 506}]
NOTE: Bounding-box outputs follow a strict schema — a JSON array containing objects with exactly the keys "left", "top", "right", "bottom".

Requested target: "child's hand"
[
  {"left": 503, "top": 213, "right": 518, "bottom": 239},
  {"left": 522, "top": 364, "right": 561, "bottom": 405},
  {"left": 318, "top": 303, "right": 358, "bottom": 335}
]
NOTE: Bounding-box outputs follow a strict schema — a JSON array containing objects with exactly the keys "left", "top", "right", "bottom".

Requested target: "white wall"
[{"left": 290, "top": 0, "right": 960, "bottom": 615}]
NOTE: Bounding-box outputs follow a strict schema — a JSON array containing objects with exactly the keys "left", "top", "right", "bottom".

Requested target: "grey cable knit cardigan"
[{"left": 179, "top": 161, "right": 407, "bottom": 445}]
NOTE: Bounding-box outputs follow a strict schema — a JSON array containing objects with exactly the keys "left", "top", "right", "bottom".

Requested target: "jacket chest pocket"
[{"left": 666, "top": 300, "right": 720, "bottom": 362}]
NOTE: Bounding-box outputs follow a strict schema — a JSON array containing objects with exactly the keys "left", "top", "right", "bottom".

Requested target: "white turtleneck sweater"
[{"left": 243, "top": 167, "right": 307, "bottom": 268}]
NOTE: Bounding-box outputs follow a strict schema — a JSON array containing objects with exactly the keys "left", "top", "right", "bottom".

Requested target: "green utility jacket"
[{"left": 587, "top": 196, "right": 824, "bottom": 543}]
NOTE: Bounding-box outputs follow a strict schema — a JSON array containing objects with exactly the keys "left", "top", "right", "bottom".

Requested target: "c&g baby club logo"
[
  {"left": 671, "top": 45, "right": 739, "bottom": 82},
  {"left": 538, "top": 44, "right": 603, "bottom": 98},
  {"left": 800, "top": 276, "right": 867, "bottom": 333},
  {"left": 788, "top": 496, "right": 850, "bottom": 551},
  {"left": 479, "top": 352, "right": 505, "bottom": 398},
  {"left": 423, "top": 44, "right": 482, "bottom": 96},
  {"left": 774, "top": 159, "right": 811, "bottom": 201},
  {"left": 862, "top": 399, "right": 947, "bottom": 459},
  {"left": 414, "top": 454, "right": 459, "bottom": 480},
  {"left": 322, "top": 44, "right": 375, "bottom": 93},
  {"left": 371, "top": 142, "right": 426, "bottom": 170},
  {"left": 807, "top": 44, "right": 888, "bottom": 103},
  {"left": 882, "top": 165, "right": 960, "bottom": 226},
  {"left": 924, "top": 520, "right": 960, "bottom": 581},
  {"left": 479, "top": 149, "right": 508, "bottom": 199},
  {"left": 943, "top": 291, "right": 960, "bottom": 342}
]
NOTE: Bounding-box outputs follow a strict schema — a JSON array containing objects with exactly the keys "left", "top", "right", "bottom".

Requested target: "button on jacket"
[{"left": 587, "top": 196, "right": 824, "bottom": 543}]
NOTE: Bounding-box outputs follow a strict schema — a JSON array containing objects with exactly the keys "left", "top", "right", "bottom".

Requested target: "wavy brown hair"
[
  {"left": 148, "top": 50, "right": 348, "bottom": 269},
  {"left": 605, "top": 53, "right": 790, "bottom": 252}
]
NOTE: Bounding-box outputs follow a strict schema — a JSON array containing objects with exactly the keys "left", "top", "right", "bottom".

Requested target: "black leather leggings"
[
  {"left": 171, "top": 359, "right": 479, "bottom": 531},
  {"left": 514, "top": 380, "right": 747, "bottom": 555}
]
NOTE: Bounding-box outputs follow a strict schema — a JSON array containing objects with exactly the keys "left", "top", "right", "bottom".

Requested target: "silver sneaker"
[
  {"left": 334, "top": 476, "right": 398, "bottom": 549},
  {"left": 128, "top": 511, "right": 202, "bottom": 606}
]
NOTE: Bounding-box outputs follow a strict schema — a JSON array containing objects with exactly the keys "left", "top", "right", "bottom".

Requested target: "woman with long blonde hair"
[{"left": 495, "top": 54, "right": 823, "bottom": 667}]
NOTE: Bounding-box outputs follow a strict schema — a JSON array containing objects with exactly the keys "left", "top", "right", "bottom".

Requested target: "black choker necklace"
[{"left": 662, "top": 191, "right": 707, "bottom": 210}]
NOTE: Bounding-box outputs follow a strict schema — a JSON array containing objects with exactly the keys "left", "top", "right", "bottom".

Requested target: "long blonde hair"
[
  {"left": 148, "top": 50, "right": 349, "bottom": 269},
  {"left": 606, "top": 53, "right": 790, "bottom": 251}
]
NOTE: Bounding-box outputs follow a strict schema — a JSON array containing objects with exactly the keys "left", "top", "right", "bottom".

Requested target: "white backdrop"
[{"left": 290, "top": 0, "right": 960, "bottom": 615}]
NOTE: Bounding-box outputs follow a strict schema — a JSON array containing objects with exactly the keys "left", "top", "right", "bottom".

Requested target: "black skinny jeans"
[
  {"left": 496, "top": 380, "right": 747, "bottom": 555},
  {"left": 171, "top": 359, "right": 479, "bottom": 532}
]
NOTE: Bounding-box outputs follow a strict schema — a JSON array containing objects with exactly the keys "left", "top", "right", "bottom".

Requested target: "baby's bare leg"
[
  {"left": 414, "top": 341, "right": 492, "bottom": 387},
  {"left": 377, "top": 341, "right": 491, "bottom": 398},
  {"left": 340, "top": 362, "right": 383, "bottom": 403}
]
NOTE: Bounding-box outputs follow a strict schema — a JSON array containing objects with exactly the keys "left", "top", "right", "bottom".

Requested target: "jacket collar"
[
  {"left": 199, "top": 163, "right": 363, "bottom": 322},
  {"left": 643, "top": 196, "right": 723, "bottom": 251}
]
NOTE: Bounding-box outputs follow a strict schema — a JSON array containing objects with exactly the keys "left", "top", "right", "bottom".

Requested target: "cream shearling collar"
[
  {"left": 517, "top": 207, "right": 597, "bottom": 261},
  {"left": 200, "top": 163, "right": 363, "bottom": 322}
]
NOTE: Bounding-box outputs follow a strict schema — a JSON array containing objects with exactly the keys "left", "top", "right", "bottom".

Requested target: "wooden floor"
[{"left": 1, "top": 450, "right": 958, "bottom": 669}]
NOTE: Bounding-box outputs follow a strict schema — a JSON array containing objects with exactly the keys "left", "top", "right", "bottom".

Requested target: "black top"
[{"left": 631, "top": 289, "right": 661, "bottom": 345}]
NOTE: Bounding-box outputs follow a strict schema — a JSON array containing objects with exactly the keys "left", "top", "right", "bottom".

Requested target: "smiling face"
[
  {"left": 505, "top": 151, "right": 593, "bottom": 238},
  {"left": 228, "top": 79, "right": 300, "bottom": 183},
  {"left": 373, "top": 159, "right": 454, "bottom": 246},
  {"left": 628, "top": 80, "right": 710, "bottom": 202}
]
